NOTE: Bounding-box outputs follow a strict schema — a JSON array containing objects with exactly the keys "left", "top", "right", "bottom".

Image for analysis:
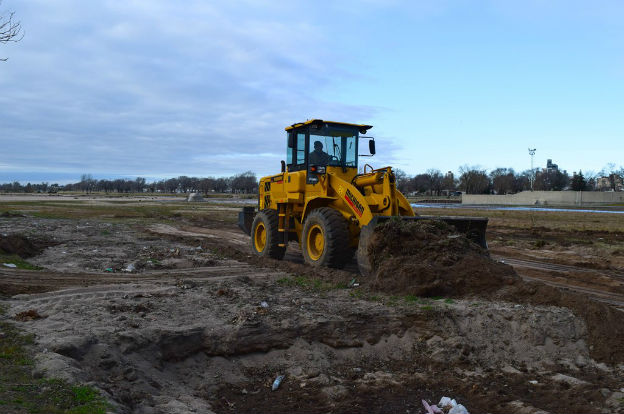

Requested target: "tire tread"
[{"left": 251, "top": 209, "right": 286, "bottom": 260}]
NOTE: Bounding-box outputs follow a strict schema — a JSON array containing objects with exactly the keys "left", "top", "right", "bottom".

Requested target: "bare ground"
[{"left": 1, "top": 204, "right": 624, "bottom": 414}]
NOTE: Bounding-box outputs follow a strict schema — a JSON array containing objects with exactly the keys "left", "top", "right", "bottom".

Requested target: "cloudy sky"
[{"left": 1, "top": 0, "right": 623, "bottom": 183}]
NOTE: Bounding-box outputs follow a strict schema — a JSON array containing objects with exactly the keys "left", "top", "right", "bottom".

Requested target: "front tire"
[
  {"left": 250, "top": 209, "right": 286, "bottom": 260},
  {"left": 302, "top": 207, "right": 350, "bottom": 268}
]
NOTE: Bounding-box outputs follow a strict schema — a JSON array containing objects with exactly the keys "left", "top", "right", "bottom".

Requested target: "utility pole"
[{"left": 528, "top": 148, "right": 536, "bottom": 191}]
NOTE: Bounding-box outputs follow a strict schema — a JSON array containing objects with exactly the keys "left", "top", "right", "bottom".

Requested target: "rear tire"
[
  {"left": 250, "top": 209, "right": 286, "bottom": 260},
  {"left": 302, "top": 207, "right": 351, "bottom": 268}
]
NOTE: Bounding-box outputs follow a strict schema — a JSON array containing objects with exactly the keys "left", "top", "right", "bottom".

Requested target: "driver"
[{"left": 309, "top": 140, "right": 331, "bottom": 166}]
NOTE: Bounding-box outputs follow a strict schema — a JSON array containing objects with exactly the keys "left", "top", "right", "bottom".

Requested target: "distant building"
[
  {"left": 542, "top": 159, "right": 567, "bottom": 178},
  {"left": 546, "top": 159, "right": 559, "bottom": 172},
  {"left": 596, "top": 175, "right": 623, "bottom": 191}
]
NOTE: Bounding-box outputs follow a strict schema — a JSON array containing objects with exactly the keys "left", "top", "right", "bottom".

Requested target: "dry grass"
[
  {"left": 2, "top": 197, "right": 622, "bottom": 233},
  {"left": 419, "top": 207, "right": 624, "bottom": 233},
  {"left": 0, "top": 199, "right": 240, "bottom": 224}
]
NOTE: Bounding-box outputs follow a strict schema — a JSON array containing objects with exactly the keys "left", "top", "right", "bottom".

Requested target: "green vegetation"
[
  {"left": 404, "top": 294, "right": 422, "bottom": 303},
  {"left": 0, "top": 253, "right": 42, "bottom": 270},
  {"left": 0, "top": 305, "right": 110, "bottom": 413},
  {"left": 277, "top": 275, "right": 347, "bottom": 292}
]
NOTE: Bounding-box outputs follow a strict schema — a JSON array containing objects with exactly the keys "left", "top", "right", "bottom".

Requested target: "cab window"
[{"left": 286, "top": 131, "right": 308, "bottom": 172}]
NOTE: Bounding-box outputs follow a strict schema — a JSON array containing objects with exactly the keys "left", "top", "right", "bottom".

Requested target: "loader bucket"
[
  {"left": 238, "top": 207, "right": 255, "bottom": 236},
  {"left": 356, "top": 215, "right": 488, "bottom": 277}
]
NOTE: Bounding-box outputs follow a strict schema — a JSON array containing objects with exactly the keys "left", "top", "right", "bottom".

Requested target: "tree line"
[
  {"left": 0, "top": 171, "right": 259, "bottom": 194},
  {"left": 2, "top": 165, "right": 623, "bottom": 195},
  {"left": 396, "top": 165, "right": 624, "bottom": 195}
]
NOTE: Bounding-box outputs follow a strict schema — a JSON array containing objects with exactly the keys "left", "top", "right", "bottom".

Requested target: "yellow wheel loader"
[{"left": 238, "top": 119, "right": 488, "bottom": 275}]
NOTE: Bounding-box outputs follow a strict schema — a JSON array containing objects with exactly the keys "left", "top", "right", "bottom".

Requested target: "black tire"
[
  {"left": 250, "top": 209, "right": 286, "bottom": 260},
  {"left": 302, "top": 207, "right": 351, "bottom": 268}
]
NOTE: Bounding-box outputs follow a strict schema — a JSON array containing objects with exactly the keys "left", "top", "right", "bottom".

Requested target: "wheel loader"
[{"left": 238, "top": 119, "right": 488, "bottom": 275}]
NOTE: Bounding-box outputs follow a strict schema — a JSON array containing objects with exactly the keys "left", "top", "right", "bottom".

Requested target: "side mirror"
[
  {"left": 281, "top": 160, "right": 285, "bottom": 173},
  {"left": 369, "top": 140, "right": 376, "bottom": 155},
  {"left": 287, "top": 133, "right": 294, "bottom": 148}
]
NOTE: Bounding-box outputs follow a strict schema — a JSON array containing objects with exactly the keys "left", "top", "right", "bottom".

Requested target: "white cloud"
[{"left": 0, "top": 1, "right": 375, "bottom": 179}]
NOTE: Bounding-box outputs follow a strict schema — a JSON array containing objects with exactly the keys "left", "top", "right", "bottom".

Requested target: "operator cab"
[{"left": 285, "top": 120, "right": 373, "bottom": 183}]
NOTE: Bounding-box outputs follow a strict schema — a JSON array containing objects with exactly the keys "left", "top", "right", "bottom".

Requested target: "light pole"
[{"left": 528, "top": 148, "right": 536, "bottom": 191}]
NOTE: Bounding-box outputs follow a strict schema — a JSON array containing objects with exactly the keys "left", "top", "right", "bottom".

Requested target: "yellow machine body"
[
  {"left": 258, "top": 164, "right": 414, "bottom": 249},
  {"left": 239, "top": 119, "right": 488, "bottom": 271}
]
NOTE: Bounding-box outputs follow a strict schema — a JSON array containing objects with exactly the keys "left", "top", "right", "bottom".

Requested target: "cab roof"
[{"left": 285, "top": 119, "right": 373, "bottom": 134}]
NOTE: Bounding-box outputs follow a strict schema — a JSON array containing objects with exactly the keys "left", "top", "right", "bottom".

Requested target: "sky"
[{"left": 1, "top": 0, "right": 623, "bottom": 184}]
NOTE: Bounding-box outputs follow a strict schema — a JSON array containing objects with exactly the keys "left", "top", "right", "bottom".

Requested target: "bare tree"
[
  {"left": 583, "top": 170, "right": 598, "bottom": 191},
  {"left": 231, "top": 171, "right": 257, "bottom": 194},
  {"left": 441, "top": 172, "right": 456, "bottom": 193},
  {"left": 458, "top": 165, "right": 490, "bottom": 194},
  {"left": 394, "top": 169, "right": 410, "bottom": 194},
  {"left": 424, "top": 169, "right": 443, "bottom": 196},
  {"left": 489, "top": 168, "right": 518, "bottom": 194},
  {"left": 1, "top": 1, "right": 23, "bottom": 61}
]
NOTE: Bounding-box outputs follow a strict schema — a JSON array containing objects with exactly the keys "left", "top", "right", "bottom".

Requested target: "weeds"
[
  {"left": 0, "top": 306, "right": 110, "bottom": 413},
  {"left": 277, "top": 275, "right": 345, "bottom": 292},
  {"left": 0, "top": 253, "right": 42, "bottom": 270}
]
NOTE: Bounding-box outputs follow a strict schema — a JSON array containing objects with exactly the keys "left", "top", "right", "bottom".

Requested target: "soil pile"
[{"left": 367, "top": 220, "right": 519, "bottom": 297}]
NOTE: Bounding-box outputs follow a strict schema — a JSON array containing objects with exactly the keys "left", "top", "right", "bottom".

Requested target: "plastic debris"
[
  {"left": 347, "top": 278, "right": 360, "bottom": 288},
  {"left": 434, "top": 397, "right": 469, "bottom": 414},
  {"left": 104, "top": 268, "right": 113, "bottom": 272},
  {"left": 448, "top": 404, "right": 469, "bottom": 414},
  {"left": 422, "top": 400, "right": 443, "bottom": 414},
  {"left": 124, "top": 263, "right": 136, "bottom": 272},
  {"left": 272, "top": 375, "right": 285, "bottom": 391},
  {"left": 422, "top": 400, "right": 434, "bottom": 414},
  {"left": 439, "top": 397, "right": 457, "bottom": 408},
  {"left": 260, "top": 301, "right": 269, "bottom": 308},
  {"left": 529, "top": 380, "right": 538, "bottom": 385},
  {"left": 2, "top": 263, "right": 17, "bottom": 268}
]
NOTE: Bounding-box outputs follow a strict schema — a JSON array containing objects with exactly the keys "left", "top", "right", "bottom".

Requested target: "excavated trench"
[{"left": 8, "top": 278, "right": 618, "bottom": 414}]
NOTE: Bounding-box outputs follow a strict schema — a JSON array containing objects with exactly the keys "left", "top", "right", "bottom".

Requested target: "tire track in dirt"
[
  {"left": 0, "top": 264, "right": 278, "bottom": 295},
  {"left": 494, "top": 256, "right": 624, "bottom": 280},
  {"left": 492, "top": 255, "right": 624, "bottom": 308},
  {"left": 149, "top": 223, "right": 624, "bottom": 308}
]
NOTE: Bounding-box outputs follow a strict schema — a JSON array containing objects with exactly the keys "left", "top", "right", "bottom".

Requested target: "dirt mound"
[{"left": 367, "top": 220, "right": 519, "bottom": 297}]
